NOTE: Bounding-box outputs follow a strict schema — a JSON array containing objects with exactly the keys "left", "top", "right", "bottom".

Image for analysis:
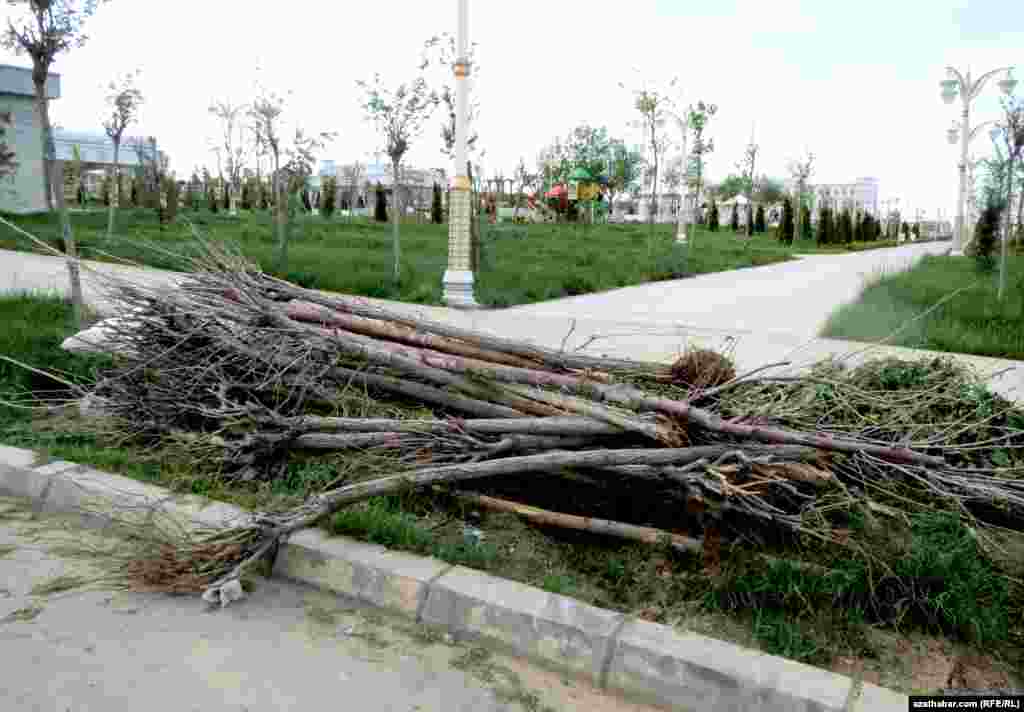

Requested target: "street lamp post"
[
  {"left": 442, "top": 0, "right": 479, "bottom": 308},
  {"left": 941, "top": 66, "right": 1017, "bottom": 255}
]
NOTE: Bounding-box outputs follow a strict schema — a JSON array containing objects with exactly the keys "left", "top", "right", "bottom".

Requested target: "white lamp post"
[
  {"left": 442, "top": 0, "right": 479, "bottom": 308},
  {"left": 941, "top": 66, "right": 1017, "bottom": 255}
]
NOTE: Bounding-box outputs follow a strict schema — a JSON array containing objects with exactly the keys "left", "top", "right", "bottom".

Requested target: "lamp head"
[{"left": 941, "top": 78, "right": 959, "bottom": 105}]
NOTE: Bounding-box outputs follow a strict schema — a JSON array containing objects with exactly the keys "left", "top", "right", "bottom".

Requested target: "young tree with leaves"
[
  {"left": 3, "top": 0, "right": 108, "bottom": 328},
  {"left": 101, "top": 70, "right": 143, "bottom": 238},
  {"left": 606, "top": 140, "right": 642, "bottom": 219},
  {"left": 687, "top": 101, "right": 716, "bottom": 207},
  {"left": 357, "top": 72, "right": 438, "bottom": 283}
]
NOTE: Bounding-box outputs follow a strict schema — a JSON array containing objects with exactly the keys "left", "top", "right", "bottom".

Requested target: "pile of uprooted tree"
[{"left": 34, "top": 241, "right": 1024, "bottom": 607}]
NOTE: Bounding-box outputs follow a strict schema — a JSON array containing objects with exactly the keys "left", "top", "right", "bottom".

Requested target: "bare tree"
[
  {"left": 357, "top": 72, "right": 438, "bottom": 283},
  {"left": 511, "top": 157, "right": 537, "bottom": 222},
  {"left": 341, "top": 160, "right": 365, "bottom": 223},
  {"left": 209, "top": 100, "right": 251, "bottom": 215},
  {"left": 421, "top": 32, "right": 480, "bottom": 161},
  {"left": 102, "top": 70, "right": 143, "bottom": 238},
  {"left": 248, "top": 85, "right": 333, "bottom": 272},
  {"left": 737, "top": 132, "right": 760, "bottom": 237},
  {"left": 3, "top": 0, "right": 109, "bottom": 329},
  {"left": 787, "top": 152, "right": 815, "bottom": 244}
]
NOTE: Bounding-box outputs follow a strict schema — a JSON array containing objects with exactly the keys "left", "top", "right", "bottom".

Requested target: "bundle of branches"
[{"left": 41, "top": 239, "right": 1024, "bottom": 606}]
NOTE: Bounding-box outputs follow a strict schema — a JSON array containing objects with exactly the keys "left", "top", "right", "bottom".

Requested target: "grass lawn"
[
  {"left": 1, "top": 292, "right": 1022, "bottom": 690},
  {"left": 0, "top": 208, "right": 802, "bottom": 307},
  {"left": 820, "top": 254, "right": 1024, "bottom": 360}
]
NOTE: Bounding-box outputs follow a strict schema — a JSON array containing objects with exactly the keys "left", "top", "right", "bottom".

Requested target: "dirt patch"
[{"left": 828, "top": 629, "right": 1022, "bottom": 695}]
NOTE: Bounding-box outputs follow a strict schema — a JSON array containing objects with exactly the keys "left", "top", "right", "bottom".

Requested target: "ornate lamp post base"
[{"left": 442, "top": 269, "right": 480, "bottom": 308}]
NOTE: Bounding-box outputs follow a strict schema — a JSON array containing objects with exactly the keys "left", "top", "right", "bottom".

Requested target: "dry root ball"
[{"left": 670, "top": 348, "right": 737, "bottom": 388}]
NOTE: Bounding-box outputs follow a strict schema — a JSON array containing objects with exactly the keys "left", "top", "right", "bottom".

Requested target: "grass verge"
[
  {"left": 0, "top": 209, "right": 794, "bottom": 307},
  {"left": 0, "top": 292, "right": 1021, "bottom": 691},
  {"left": 820, "top": 254, "right": 1024, "bottom": 360}
]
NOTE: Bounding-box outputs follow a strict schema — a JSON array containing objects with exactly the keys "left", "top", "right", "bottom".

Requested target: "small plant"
[
  {"left": 730, "top": 202, "right": 739, "bottom": 232},
  {"left": 755, "top": 204, "right": 766, "bottom": 233},
  {"left": 708, "top": 199, "right": 720, "bottom": 232}
]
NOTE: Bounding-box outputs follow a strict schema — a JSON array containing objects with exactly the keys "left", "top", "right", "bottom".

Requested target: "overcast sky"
[{"left": 2, "top": 0, "right": 1021, "bottom": 218}]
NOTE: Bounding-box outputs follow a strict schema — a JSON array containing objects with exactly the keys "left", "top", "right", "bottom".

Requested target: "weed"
[
  {"left": 1, "top": 605, "right": 43, "bottom": 623},
  {"left": 29, "top": 574, "right": 89, "bottom": 596}
]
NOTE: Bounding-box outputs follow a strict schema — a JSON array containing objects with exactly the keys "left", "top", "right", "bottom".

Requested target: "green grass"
[
  {"left": 820, "top": 254, "right": 1024, "bottom": 359},
  {"left": 1, "top": 292, "right": 1020, "bottom": 680},
  {"left": 0, "top": 208, "right": 796, "bottom": 308}
]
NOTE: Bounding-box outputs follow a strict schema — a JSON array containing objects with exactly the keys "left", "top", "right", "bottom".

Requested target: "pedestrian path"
[{"left": 2, "top": 244, "right": 1020, "bottom": 403}]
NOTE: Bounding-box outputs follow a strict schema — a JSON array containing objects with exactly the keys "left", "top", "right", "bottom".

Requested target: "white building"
[
  {"left": 785, "top": 176, "right": 881, "bottom": 218},
  {"left": 0, "top": 64, "right": 59, "bottom": 213},
  {"left": 313, "top": 159, "right": 441, "bottom": 213}
]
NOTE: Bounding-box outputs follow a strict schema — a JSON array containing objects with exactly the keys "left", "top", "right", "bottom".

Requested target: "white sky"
[{"left": 2, "top": 0, "right": 1022, "bottom": 219}]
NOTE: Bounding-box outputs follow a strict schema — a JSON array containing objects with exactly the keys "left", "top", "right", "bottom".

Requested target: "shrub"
[
  {"left": 912, "top": 223, "right": 920, "bottom": 240},
  {"left": 223, "top": 182, "right": 231, "bottom": 211},
  {"left": 755, "top": 204, "right": 766, "bottom": 233},
  {"left": 817, "top": 205, "right": 831, "bottom": 245},
  {"left": 431, "top": 182, "right": 443, "bottom": 224},
  {"left": 241, "top": 181, "right": 251, "bottom": 210},
  {"left": 708, "top": 199, "right": 719, "bottom": 232},
  {"left": 730, "top": 202, "right": 739, "bottom": 232},
  {"left": 321, "top": 177, "right": 336, "bottom": 218},
  {"left": 130, "top": 178, "right": 138, "bottom": 207},
  {"left": 972, "top": 198, "right": 1002, "bottom": 272},
  {"left": 779, "top": 197, "right": 794, "bottom": 245},
  {"left": 901, "top": 222, "right": 909, "bottom": 241},
  {"left": 301, "top": 188, "right": 312, "bottom": 212},
  {"left": 163, "top": 178, "right": 179, "bottom": 224},
  {"left": 800, "top": 204, "right": 811, "bottom": 241},
  {"left": 374, "top": 182, "right": 388, "bottom": 222}
]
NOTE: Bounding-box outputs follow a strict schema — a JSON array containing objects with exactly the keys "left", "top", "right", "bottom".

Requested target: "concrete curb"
[{"left": 0, "top": 444, "right": 908, "bottom": 711}]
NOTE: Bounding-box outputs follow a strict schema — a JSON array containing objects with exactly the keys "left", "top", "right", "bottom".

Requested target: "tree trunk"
[
  {"left": 451, "top": 491, "right": 703, "bottom": 554},
  {"left": 391, "top": 159, "right": 402, "bottom": 284},
  {"left": 107, "top": 141, "right": 120, "bottom": 239},
  {"left": 34, "top": 79, "right": 54, "bottom": 211},
  {"left": 36, "top": 80, "right": 83, "bottom": 329},
  {"left": 273, "top": 159, "right": 288, "bottom": 272}
]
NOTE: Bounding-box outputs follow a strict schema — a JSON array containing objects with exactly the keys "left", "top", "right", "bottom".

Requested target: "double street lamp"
[{"left": 941, "top": 66, "right": 1017, "bottom": 255}]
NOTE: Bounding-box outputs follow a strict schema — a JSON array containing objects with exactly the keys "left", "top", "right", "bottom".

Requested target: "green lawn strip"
[
  {"left": 820, "top": 254, "right": 1024, "bottom": 360},
  {"left": 1, "top": 293, "right": 1021, "bottom": 681},
  {"left": 1, "top": 209, "right": 794, "bottom": 308}
]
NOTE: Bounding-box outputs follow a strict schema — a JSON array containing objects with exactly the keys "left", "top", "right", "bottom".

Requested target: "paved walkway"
[
  {"left": 1, "top": 244, "right": 1022, "bottom": 403},
  {"left": 0, "top": 496, "right": 655, "bottom": 712}
]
